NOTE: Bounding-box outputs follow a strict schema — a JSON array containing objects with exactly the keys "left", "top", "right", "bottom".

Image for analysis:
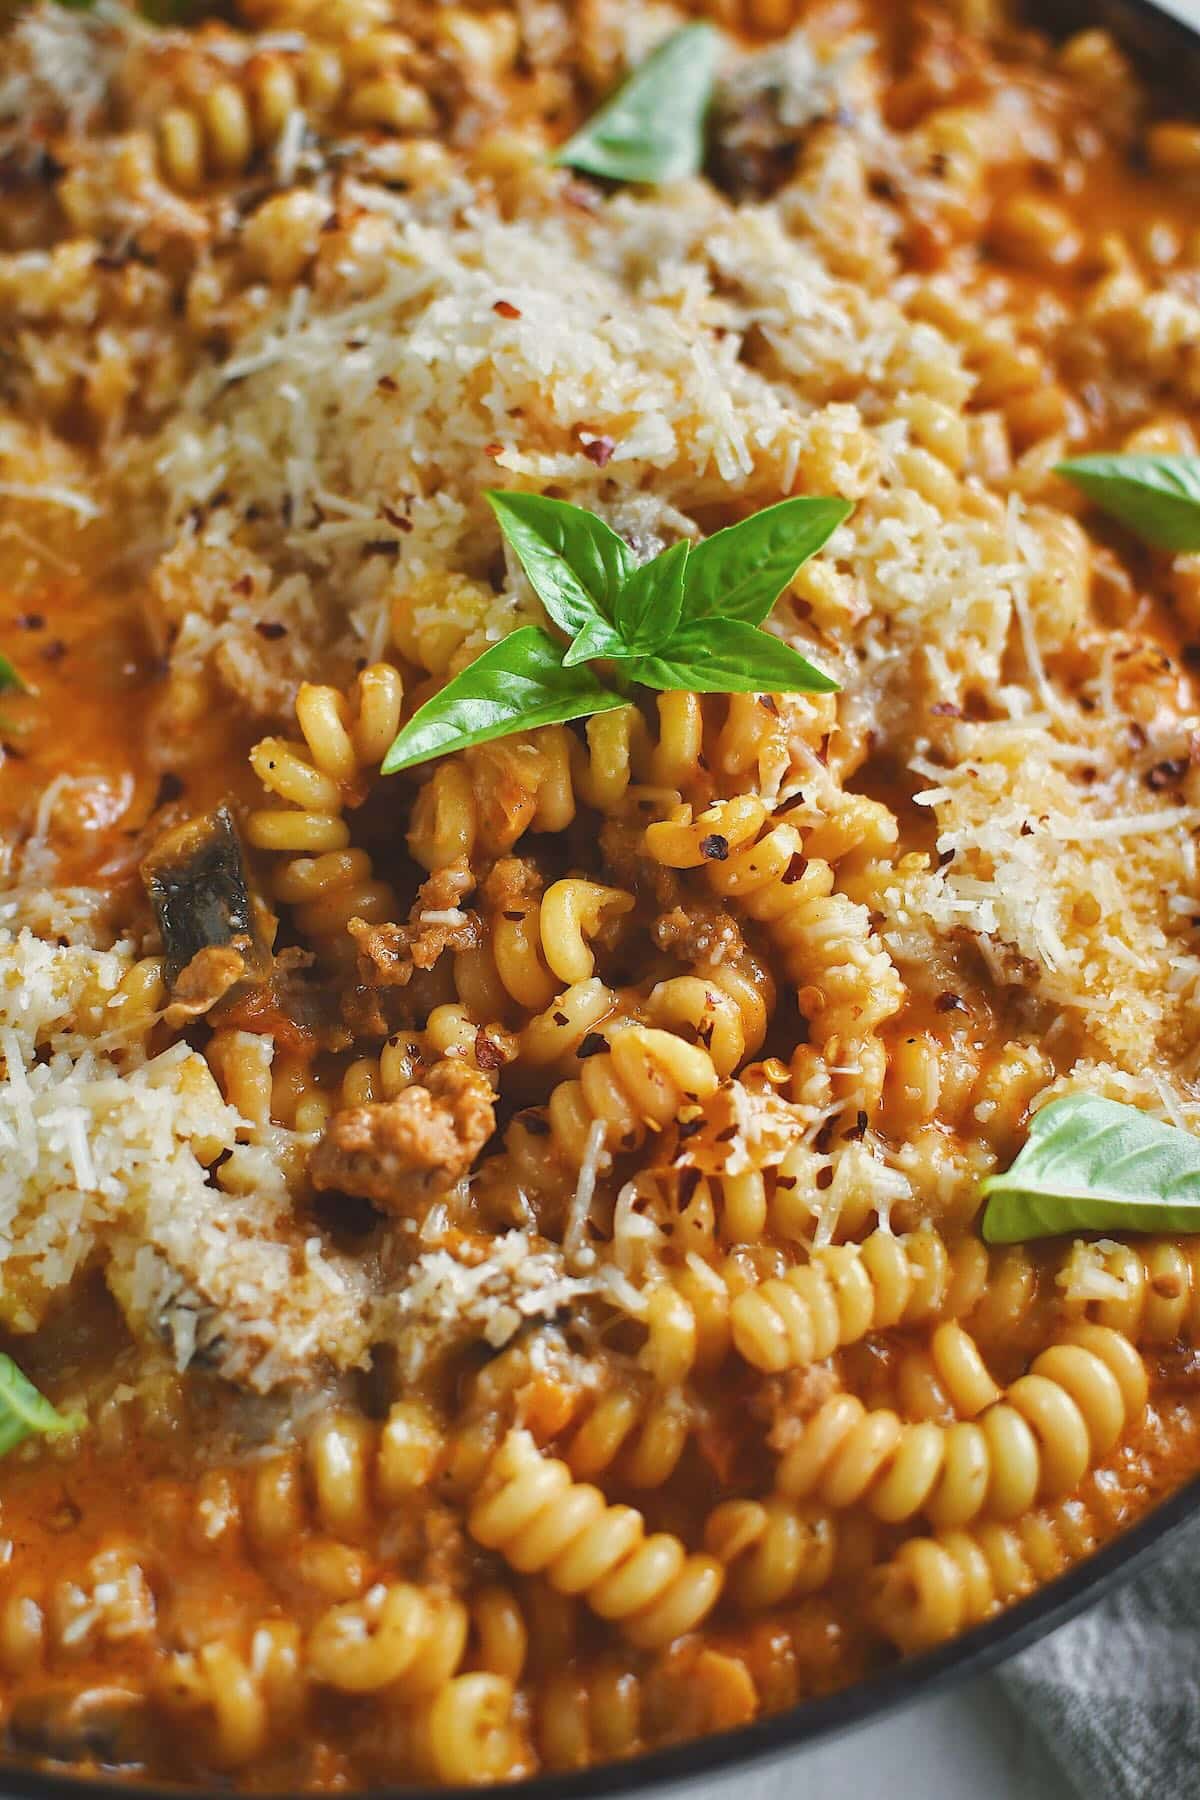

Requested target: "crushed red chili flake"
[
  {"left": 552, "top": 1011, "right": 569, "bottom": 1026},
  {"left": 677, "top": 1117, "right": 704, "bottom": 1140},
  {"left": 582, "top": 436, "right": 615, "bottom": 467},
  {"left": 714, "top": 1124, "right": 738, "bottom": 1143},
  {"left": 758, "top": 695, "right": 779, "bottom": 714},
  {"left": 936, "top": 990, "right": 967, "bottom": 1013},
  {"left": 1146, "top": 758, "right": 1189, "bottom": 791},
  {"left": 843, "top": 1110, "right": 869, "bottom": 1141},
  {"left": 677, "top": 1167, "right": 702, "bottom": 1207},
  {"left": 474, "top": 1028, "right": 506, "bottom": 1071},
  {"left": 40, "top": 638, "right": 67, "bottom": 663},
  {"left": 700, "top": 833, "right": 729, "bottom": 861},
  {"left": 377, "top": 374, "right": 399, "bottom": 392},
  {"left": 782, "top": 853, "right": 808, "bottom": 884},
  {"left": 815, "top": 1165, "right": 835, "bottom": 1189},
  {"left": 14, "top": 612, "right": 44, "bottom": 631},
  {"left": 153, "top": 772, "right": 185, "bottom": 808},
  {"left": 484, "top": 443, "right": 504, "bottom": 459},
  {"left": 503, "top": 910, "right": 525, "bottom": 922},
  {"left": 577, "top": 1032, "right": 608, "bottom": 1059},
  {"left": 255, "top": 620, "right": 287, "bottom": 640},
  {"left": 364, "top": 539, "right": 401, "bottom": 558},
  {"left": 233, "top": 573, "right": 254, "bottom": 596},
  {"left": 929, "top": 700, "right": 963, "bottom": 718},
  {"left": 515, "top": 1109, "right": 550, "bottom": 1136},
  {"left": 382, "top": 505, "right": 412, "bottom": 532},
  {"left": 493, "top": 299, "right": 522, "bottom": 318}
]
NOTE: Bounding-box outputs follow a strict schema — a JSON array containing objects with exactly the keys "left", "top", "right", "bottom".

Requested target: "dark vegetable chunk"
[{"left": 141, "top": 803, "right": 272, "bottom": 1013}]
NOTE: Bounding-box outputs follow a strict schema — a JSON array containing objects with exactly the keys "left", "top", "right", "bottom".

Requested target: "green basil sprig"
[
  {"left": 0, "top": 1354, "right": 83, "bottom": 1459},
  {"left": 1056, "top": 454, "right": 1200, "bottom": 553},
  {"left": 981, "top": 1094, "right": 1200, "bottom": 1244},
  {"left": 381, "top": 492, "right": 849, "bottom": 775},
  {"left": 0, "top": 653, "right": 28, "bottom": 695},
  {"left": 554, "top": 24, "right": 719, "bottom": 186}
]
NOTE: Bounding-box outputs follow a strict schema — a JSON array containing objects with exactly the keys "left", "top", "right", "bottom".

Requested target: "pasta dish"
[{"left": 2, "top": 0, "right": 1200, "bottom": 1783}]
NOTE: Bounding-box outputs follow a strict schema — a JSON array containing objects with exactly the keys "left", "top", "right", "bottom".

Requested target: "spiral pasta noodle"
[
  {"left": 775, "top": 1326, "right": 1148, "bottom": 1527},
  {"left": 247, "top": 667, "right": 403, "bottom": 969},
  {"left": 728, "top": 1226, "right": 1005, "bottom": 1374},
  {"left": 467, "top": 1430, "right": 724, "bottom": 1649},
  {"left": 869, "top": 1503, "right": 1103, "bottom": 1653}
]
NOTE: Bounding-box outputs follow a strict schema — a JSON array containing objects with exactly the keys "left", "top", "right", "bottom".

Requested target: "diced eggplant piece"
[
  {"left": 141, "top": 803, "right": 271, "bottom": 999},
  {"left": 7, "top": 1684, "right": 150, "bottom": 1767}
]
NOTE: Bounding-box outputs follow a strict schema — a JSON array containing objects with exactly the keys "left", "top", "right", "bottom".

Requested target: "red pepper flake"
[
  {"left": 233, "top": 573, "right": 254, "bottom": 597},
  {"left": 677, "top": 1117, "right": 703, "bottom": 1140},
  {"left": 377, "top": 374, "right": 399, "bottom": 393},
  {"left": 700, "top": 833, "right": 729, "bottom": 861},
  {"left": 153, "top": 771, "right": 185, "bottom": 808},
  {"left": 255, "top": 620, "right": 287, "bottom": 640},
  {"left": 474, "top": 1027, "right": 506, "bottom": 1071},
  {"left": 382, "top": 505, "right": 412, "bottom": 533},
  {"left": 364, "top": 539, "right": 402, "bottom": 558},
  {"left": 493, "top": 299, "right": 522, "bottom": 319},
  {"left": 758, "top": 695, "right": 779, "bottom": 714},
  {"left": 930, "top": 700, "right": 963, "bottom": 718},
  {"left": 677, "top": 1167, "right": 702, "bottom": 1206},
  {"left": 582, "top": 435, "right": 615, "bottom": 467},
  {"left": 552, "top": 1010, "right": 569, "bottom": 1027},
  {"left": 843, "top": 1109, "right": 869, "bottom": 1141},
  {"left": 714, "top": 1124, "right": 738, "bottom": 1143},
  {"left": 503, "top": 910, "right": 525, "bottom": 923},
  {"left": 40, "top": 638, "right": 67, "bottom": 663},
  {"left": 576, "top": 1032, "right": 608, "bottom": 1059},
  {"left": 815, "top": 1165, "right": 835, "bottom": 1189},
  {"left": 484, "top": 443, "right": 504, "bottom": 459},
  {"left": 14, "top": 612, "right": 44, "bottom": 631},
  {"left": 1146, "top": 758, "right": 1189, "bottom": 791},
  {"left": 515, "top": 1109, "right": 550, "bottom": 1136},
  {"left": 936, "top": 990, "right": 967, "bottom": 1013},
  {"left": 782, "top": 853, "right": 808, "bottom": 884}
]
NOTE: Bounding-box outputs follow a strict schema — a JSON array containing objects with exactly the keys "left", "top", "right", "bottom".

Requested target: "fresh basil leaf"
[
  {"left": 0, "top": 1354, "right": 83, "bottom": 1459},
  {"left": 981, "top": 1094, "right": 1200, "bottom": 1244},
  {"left": 486, "top": 490, "right": 633, "bottom": 640},
  {"left": 0, "top": 653, "right": 28, "bottom": 695},
  {"left": 1056, "top": 454, "right": 1200, "bottom": 553},
  {"left": 612, "top": 539, "right": 689, "bottom": 654},
  {"left": 684, "top": 496, "right": 853, "bottom": 625},
  {"left": 554, "top": 24, "right": 718, "bottom": 186},
  {"left": 381, "top": 627, "right": 626, "bottom": 773},
  {"left": 563, "top": 614, "right": 629, "bottom": 667},
  {"left": 630, "top": 617, "right": 839, "bottom": 695}
]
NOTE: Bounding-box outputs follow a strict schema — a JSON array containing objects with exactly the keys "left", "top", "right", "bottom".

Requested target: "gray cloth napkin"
[{"left": 997, "top": 1515, "right": 1200, "bottom": 1800}]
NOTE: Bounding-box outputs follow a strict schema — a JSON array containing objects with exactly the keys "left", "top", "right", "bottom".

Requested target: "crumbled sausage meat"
[
  {"left": 350, "top": 857, "right": 479, "bottom": 987},
  {"left": 310, "top": 1060, "right": 496, "bottom": 1213}
]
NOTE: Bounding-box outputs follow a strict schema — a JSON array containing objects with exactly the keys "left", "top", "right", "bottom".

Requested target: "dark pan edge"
[{"left": 7, "top": 0, "right": 1200, "bottom": 1795}]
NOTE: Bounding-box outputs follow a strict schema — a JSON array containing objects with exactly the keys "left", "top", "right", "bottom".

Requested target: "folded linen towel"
[{"left": 998, "top": 1514, "right": 1200, "bottom": 1800}]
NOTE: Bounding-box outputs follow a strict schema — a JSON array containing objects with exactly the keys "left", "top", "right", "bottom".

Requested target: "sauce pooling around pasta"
[{"left": 3, "top": 0, "right": 1200, "bottom": 1786}]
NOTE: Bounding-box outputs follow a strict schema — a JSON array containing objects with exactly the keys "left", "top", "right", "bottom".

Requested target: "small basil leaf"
[
  {"left": 0, "top": 653, "right": 28, "bottom": 695},
  {"left": 1056, "top": 454, "right": 1200, "bottom": 553},
  {"left": 563, "top": 614, "right": 629, "bottom": 667},
  {"left": 381, "top": 627, "right": 626, "bottom": 774},
  {"left": 981, "top": 1094, "right": 1200, "bottom": 1244},
  {"left": 0, "top": 1354, "right": 84, "bottom": 1459},
  {"left": 684, "top": 496, "right": 853, "bottom": 625},
  {"left": 554, "top": 24, "right": 718, "bottom": 186},
  {"left": 613, "top": 539, "right": 689, "bottom": 654},
  {"left": 630, "top": 617, "right": 839, "bottom": 695},
  {"left": 486, "top": 490, "right": 633, "bottom": 640}
]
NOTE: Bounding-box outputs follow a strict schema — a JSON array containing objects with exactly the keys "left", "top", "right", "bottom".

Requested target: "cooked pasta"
[{"left": 5, "top": 0, "right": 1200, "bottom": 1786}]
